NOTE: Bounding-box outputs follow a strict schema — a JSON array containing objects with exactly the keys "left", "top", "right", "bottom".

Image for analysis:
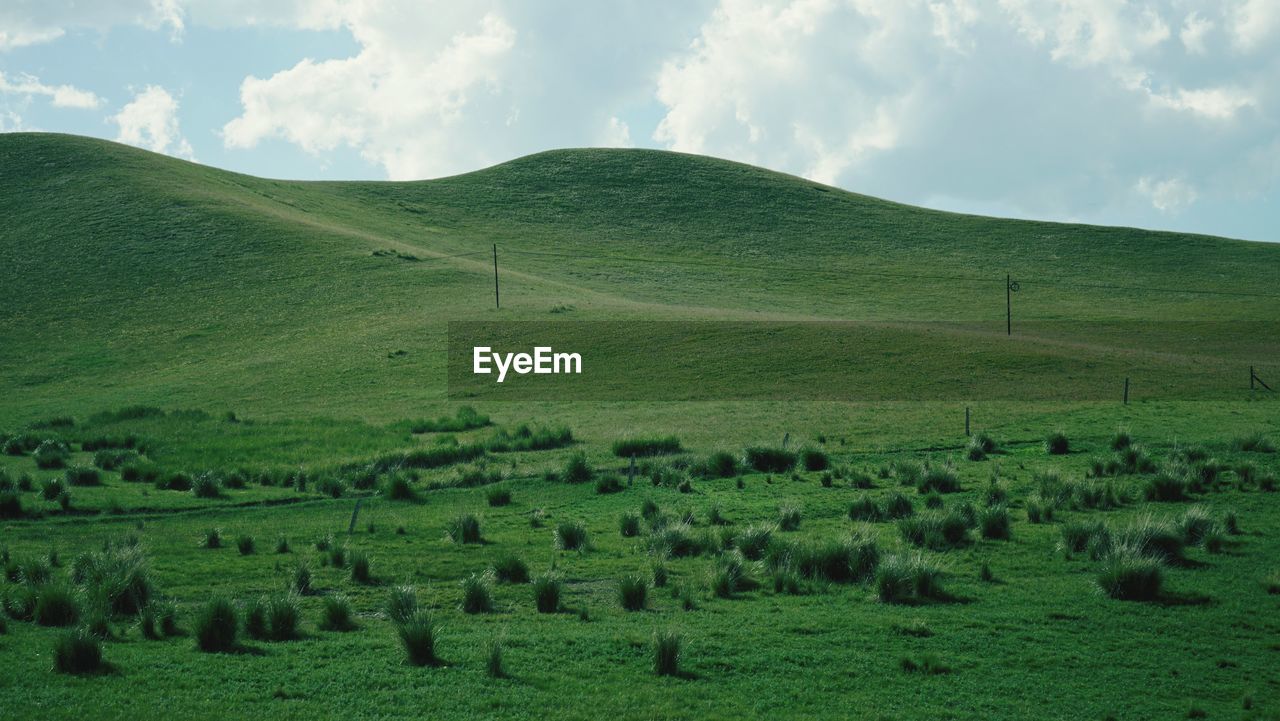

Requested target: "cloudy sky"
[{"left": 2, "top": 0, "right": 1278, "bottom": 241}]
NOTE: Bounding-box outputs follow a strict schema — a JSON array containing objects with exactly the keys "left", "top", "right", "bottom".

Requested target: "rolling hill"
[{"left": 1, "top": 132, "right": 1277, "bottom": 427}]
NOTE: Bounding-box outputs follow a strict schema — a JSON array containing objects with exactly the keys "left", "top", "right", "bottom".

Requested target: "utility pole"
[
  {"left": 493, "top": 244, "right": 500, "bottom": 310},
  {"left": 998, "top": 275, "right": 1018, "bottom": 338}
]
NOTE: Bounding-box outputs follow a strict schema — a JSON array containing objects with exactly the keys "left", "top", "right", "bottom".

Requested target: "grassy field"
[{"left": 1, "top": 133, "right": 1279, "bottom": 720}]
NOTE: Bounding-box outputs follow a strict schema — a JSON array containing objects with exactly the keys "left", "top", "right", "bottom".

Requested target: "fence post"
[
  {"left": 348, "top": 498, "right": 364, "bottom": 534},
  {"left": 965, "top": 406, "right": 971, "bottom": 436},
  {"left": 1123, "top": 377, "right": 1129, "bottom": 405}
]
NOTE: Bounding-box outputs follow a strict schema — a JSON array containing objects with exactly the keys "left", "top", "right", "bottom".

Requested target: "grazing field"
[{"left": 1, "top": 133, "right": 1279, "bottom": 720}]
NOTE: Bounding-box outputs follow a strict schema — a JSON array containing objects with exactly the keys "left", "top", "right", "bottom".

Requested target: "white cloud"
[
  {"left": 654, "top": 0, "right": 958, "bottom": 184},
  {"left": 1228, "top": 0, "right": 1280, "bottom": 52},
  {"left": 1150, "top": 86, "right": 1255, "bottom": 120},
  {"left": 112, "top": 85, "right": 194, "bottom": 159},
  {"left": 221, "top": 5, "right": 518, "bottom": 179},
  {"left": 1180, "top": 10, "right": 1212, "bottom": 55},
  {"left": 0, "top": 0, "right": 185, "bottom": 50},
  {"left": 0, "top": 71, "right": 102, "bottom": 108},
  {"left": 600, "top": 116, "right": 634, "bottom": 148},
  {"left": 1137, "top": 175, "right": 1197, "bottom": 213}
]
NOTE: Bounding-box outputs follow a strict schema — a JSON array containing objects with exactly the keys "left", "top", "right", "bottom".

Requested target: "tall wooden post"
[
  {"left": 492, "top": 244, "right": 500, "bottom": 310},
  {"left": 1006, "top": 274, "right": 1012, "bottom": 336}
]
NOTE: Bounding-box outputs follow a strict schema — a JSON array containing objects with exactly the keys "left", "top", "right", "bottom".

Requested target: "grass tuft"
[
  {"left": 460, "top": 572, "right": 496, "bottom": 614},
  {"left": 654, "top": 630, "right": 681, "bottom": 676},
  {"left": 555, "top": 520, "right": 589, "bottom": 551},
  {"left": 532, "top": 573, "right": 563, "bottom": 613},
  {"left": 319, "top": 595, "right": 357, "bottom": 632},
  {"left": 194, "top": 597, "right": 238, "bottom": 652},
  {"left": 53, "top": 629, "right": 103, "bottom": 674}
]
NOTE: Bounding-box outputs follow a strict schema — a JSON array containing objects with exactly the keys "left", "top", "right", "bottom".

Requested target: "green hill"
[
  {"left": 1, "top": 132, "right": 1277, "bottom": 425},
  {"left": 3, "top": 133, "right": 1280, "bottom": 721}
]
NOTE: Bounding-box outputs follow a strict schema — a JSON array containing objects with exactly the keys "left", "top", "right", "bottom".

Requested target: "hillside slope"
[{"left": 1, "top": 133, "right": 1277, "bottom": 422}]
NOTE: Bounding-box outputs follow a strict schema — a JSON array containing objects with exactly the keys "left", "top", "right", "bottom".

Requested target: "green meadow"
[{"left": 1, "top": 133, "right": 1278, "bottom": 720}]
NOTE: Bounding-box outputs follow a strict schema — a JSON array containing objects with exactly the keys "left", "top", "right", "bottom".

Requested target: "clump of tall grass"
[
  {"left": 1025, "top": 493, "right": 1055, "bottom": 523},
  {"left": 119, "top": 460, "right": 160, "bottom": 483},
  {"left": 1072, "top": 478, "right": 1127, "bottom": 510},
  {"left": 41, "top": 477, "right": 66, "bottom": 502},
  {"left": 248, "top": 593, "right": 301, "bottom": 641},
  {"left": 1044, "top": 430, "right": 1070, "bottom": 455},
  {"left": 200, "top": 528, "right": 222, "bottom": 549},
  {"left": 898, "top": 511, "right": 971, "bottom": 550},
  {"left": 139, "top": 599, "right": 178, "bottom": 639},
  {"left": 532, "top": 573, "right": 562, "bottom": 613},
  {"left": 777, "top": 505, "right": 802, "bottom": 531},
  {"left": 292, "top": 562, "right": 314, "bottom": 596},
  {"left": 705, "top": 451, "right": 739, "bottom": 478},
  {"left": 34, "top": 584, "right": 79, "bottom": 627},
  {"left": 237, "top": 535, "right": 255, "bottom": 555},
  {"left": 619, "top": 511, "right": 642, "bottom": 538},
  {"left": 1059, "top": 519, "right": 1109, "bottom": 557},
  {"left": 326, "top": 544, "right": 347, "bottom": 568},
  {"left": 34, "top": 440, "right": 69, "bottom": 470},
  {"left": 491, "top": 554, "right": 529, "bottom": 584},
  {"left": 409, "top": 406, "right": 490, "bottom": 434},
  {"left": 978, "top": 505, "right": 1012, "bottom": 540},
  {"left": 0, "top": 490, "right": 23, "bottom": 520},
  {"left": 64, "top": 466, "right": 101, "bottom": 487},
  {"left": 744, "top": 447, "right": 796, "bottom": 473},
  {"left": 612, "top": 437, "right": 682, "bottom": 457},
  {"left": 966, "top": 433, "right": 996, "bottom": 461},
  {"left": 734, "top": 524, "right": 774, "bottom": 561},
  {"left": 654, "top": 630, "right": 681, "bottom": 676},
  {"left": 882, "top": 491, "right": 914, "bottom": 519},
  {"left": 385, "top": 585, "right": 419, "bottom": 624},
  {"left": 619, "top": 574, "right": 648, "bottom": 611},
  {"left": 1233, "top": 432, "right": 1275, "bottom": 453},
  {"left": 782, "top": 530, "right": 880, "bottom": 583},
  {"left": 384, "top": 473, "right": 418, "bottom": 501},
  {"left": 1096, "top": 543, "right": 1163, "bottom": 600},
  {"left": 487, "top": 638, "right": 506, "bottom": 678},
  {"left": 446, "top": 514, "right": 483, "bottom": 544},
  {"left": 1145, "top": 467, "right": 1189, "bottom": 502},
  {"left": 194, "top": 597, "right": 239, "bottom": 652},
  {"left": 1111, "top": 429, "right": 1133, "bottom": 451},
  {"left": 595, "top": 474, "right": 624, "bottom": 494},
  {"left": 191, "top": 472, "right": 221, "bottom": 499},
  {"left": 396, "top": 610, "right": 439, "bottom": 666},
  {"left": 710, "top": 550, "right": 753, "bottom": 598},
  {"left": 319, "top": 595, "right": 357, "bottom": 632},
  {"left": 917, "top": 464, "right": 961, "bottom": 494},
  {"left": 555, "top": 520, "right": 588, "bottom": 551},
  {"left": 350, "top": 550, "right": 373, "bottom": 584},
  {"left": 799, "top": 448, "right": 829, "bottom": 471},
  {"left": 71, "top": 542, "right": 154, "bottom": 616},
  {"left": 847, "top": 494, "right": 881, "bottom": 522},
  {"left": 647, "top": 522, "right": 709, "bottom": 559},
  {"left": 876, "top": 552, "right": 945, "bottom": 604},
  {"left": 53, "top": 629, "right": 103, "bottom": 674},
  {"left": 651, "top": 560, "right": 669, "bottom": 588},
  {"left": 486, "top": 487, "right": 512, "bottom": 507},
  {"left": 4, "top": 585, "right": 38, "bottom": 620},
  {"left": 561, "top": 453, "right": 593, "bottom": 484},
  {"left": 460, "top": 572, "right": 495, "bottom": 613}
]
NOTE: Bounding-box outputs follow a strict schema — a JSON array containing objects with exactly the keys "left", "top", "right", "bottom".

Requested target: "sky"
[{"left": 1, "top": 0, "right": 1278, "bottom": 242}]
